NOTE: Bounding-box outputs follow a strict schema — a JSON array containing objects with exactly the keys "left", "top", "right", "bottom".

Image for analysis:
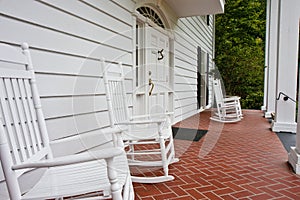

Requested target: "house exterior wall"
[
  {"left": 173, "top": 16, "right": 214, "bottom": 122},
  {"left": 0, "top": 0, "right": 215, "bottom": 194}
]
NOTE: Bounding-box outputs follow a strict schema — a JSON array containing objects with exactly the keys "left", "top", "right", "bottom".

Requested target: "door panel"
[{"left": 136, "top": 27, "right": 172, "bottom": 116}]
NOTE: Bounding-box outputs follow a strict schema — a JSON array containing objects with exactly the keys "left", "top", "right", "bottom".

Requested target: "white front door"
[{"left": 135, "top": 26, "right": 173, "bottom": 116}]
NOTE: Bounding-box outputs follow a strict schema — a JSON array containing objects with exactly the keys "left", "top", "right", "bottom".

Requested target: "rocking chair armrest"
[
  {"left": 223, "top": 96, "right": 240, "bottom": 102},
  {"left": 12, "top": 147, "right": 124, "bottom": 170},
  {"left": 130, "top": 112, "right": 174, "bottom": 120},
  {"left": 117, "top": 118, "right": 166, "bottom": 125}
]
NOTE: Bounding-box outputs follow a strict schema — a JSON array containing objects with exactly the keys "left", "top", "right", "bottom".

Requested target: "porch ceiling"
[{"left": 164, "top": 0, "right": 225, "bottom": 17}]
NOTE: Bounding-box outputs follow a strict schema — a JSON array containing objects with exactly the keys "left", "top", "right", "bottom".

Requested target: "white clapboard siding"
[
  {"left": 111, "top": 0, "right": 136, "bottom": 12},
  {"left": 174, "top": 66, "right": 196, "bottom": 79},
  {"left": 43, "top": 0, "right": 133, "bottom": 32},
  {"left": 46, "top": 111, "right": 110, "bottom": 141},
  {"left": 35, "top": 73, "right": 104, "bottom": 96},
  {"left": 0, "top": 17, "right": 132, "bottom": 64},
  {"left": 50, "top": 128, "right": 114, "bottom": 157},
  {"left": 30, "top": 49, "right": 103, "bottom": 76},
  {"left": 41, "top": 95, "right": 108, "bottom": 119},
  {"left": 174, "top": 91, "right": 197, "bottom": 100},
  {"left": 0, "top": 0, "right": 132, "bottom": 52},
  {"left": 174, "top": 75, "right": 197, "bottom": 85},
  {"left": 175, "top": 97, "right": 198, "bottom": 109},
  {"left": 174, "top": 103, "right": 198, "bottom": 118},
  {"left": 174, "top": 83, "right": 197, "bottom": 92},
  {"left": 173, "top": 16, "right": 213, "bottom": 123},
  {"left": 174, "top": 35, "right": 198, "bottom": 60}
]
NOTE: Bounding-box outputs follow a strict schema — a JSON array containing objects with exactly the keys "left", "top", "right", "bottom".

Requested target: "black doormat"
[
  {"left": 276, "top": 132, "right": 296, "bottom": 152},
  {"left": 172, "top": 127, "right": 208, "bottom": 142}
]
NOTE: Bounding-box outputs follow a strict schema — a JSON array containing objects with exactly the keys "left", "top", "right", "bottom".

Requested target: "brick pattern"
[{"left": 133, "top": 110, "right": 300, "bottom": 199}]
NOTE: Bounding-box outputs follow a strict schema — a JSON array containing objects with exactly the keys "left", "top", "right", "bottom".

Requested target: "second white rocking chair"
[
  {"left": 103, "top": 59, "right": 179, "bottom": 183},
  {"left": 210, "top": 79, "right": 242, "bottom": 123}
]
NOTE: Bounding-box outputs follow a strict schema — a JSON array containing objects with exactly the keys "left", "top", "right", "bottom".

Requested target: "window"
[{"left": 136, "top": 6, "right": 165, "bottom": 29}]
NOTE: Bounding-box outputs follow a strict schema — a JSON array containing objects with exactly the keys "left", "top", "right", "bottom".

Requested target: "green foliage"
[{"left": 214, "top": 0, "right": 266, "bottom": 109}]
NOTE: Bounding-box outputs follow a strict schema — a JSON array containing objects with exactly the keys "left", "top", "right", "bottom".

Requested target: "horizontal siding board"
[
  {"left": 83, "top": 0, "right": 133, "bottom": 24},
  {"left": 0, "top": 16, "right": 132, "bottom": 64},
  {"left": 110, "top": 0, "right": 136, "bottom": 12},
  {"left": 174, "top": 103, "right": 197, "bottom": 118},
  {"left": 174, "top": 83, "right": 197, "bottom": 92},
  {"left": 177, "top": 18, "right": 211, "bottom": 52},
  {"left": 174, "top": 33, "right": 197, "bottom": 56},
  {"left": 174, "top": 75, "right": 197, "bottom": 85},
  {"left": 35, "top": 73, "right": 105, "bottom": 96},
  {"left": 50, "top": 128, "right": 114, "bottom": 157},
  {"left": 41, "top": 0, "right": 132, "bottom": 35},
  {"left": 41, "top": 95, "right": 108, "bottom": 119},
  {"left": 174, "top": 91, "right": 197, "bottom": 100},
  {"left": 46, "top": 111, "right": 110, "bottom": 141},
  {"left": 175, "top": 97, "right": 197, "bottom": 109},
  {"left": 31, "top": 49, "right": 103, "bottom": 76},
  {"left": 0, "top": 0, "right": 132, "bottom": 52},
  {"left": 174, "top": 66, "right": 196, "bottom": 78}
]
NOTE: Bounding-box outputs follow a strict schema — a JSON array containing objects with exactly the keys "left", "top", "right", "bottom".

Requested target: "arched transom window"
[{"left": 136, "top": 6, "right": 165, "bottom": 29}]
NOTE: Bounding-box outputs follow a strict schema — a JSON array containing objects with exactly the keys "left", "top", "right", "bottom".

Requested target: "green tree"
[{"left": 214, "top": 0, "right": 266, "bottom": 109}]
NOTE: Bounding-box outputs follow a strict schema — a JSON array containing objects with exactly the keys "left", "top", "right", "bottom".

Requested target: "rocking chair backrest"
[
  {"left": 212, "top": 79, "right": 225, "bottom": 108},
  {"left": 102, "top": 59, "right": 130, "bottom": 127},
  {"left": 0, "top": 43, "right": 52, "bottom": 179}
]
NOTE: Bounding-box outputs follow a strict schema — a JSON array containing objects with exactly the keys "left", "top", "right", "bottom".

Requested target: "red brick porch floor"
[{"left": 133, "top": 110, "right": 300, "bottom": 200}]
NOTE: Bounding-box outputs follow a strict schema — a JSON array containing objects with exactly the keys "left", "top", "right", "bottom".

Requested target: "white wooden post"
[
  {"left": 261, "top": 0, "right": 270, "bottom": 111},
  {"left": 287, "top": 0, "right": 300, "bottom": 174},
  {"left": 264, "top": 0, "right": 279, "bottom": 118},
  {"left": 271, "top": 0, "right": 299, "bottom": 133}
]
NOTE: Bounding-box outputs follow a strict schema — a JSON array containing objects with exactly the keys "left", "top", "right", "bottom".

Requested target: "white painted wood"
[
  {"left": 175, "top": 97, "right": 197, "bottom": 108},
  {"left": 111, "top": 0, "right": 136, "bottom": 13},
  {"left": 210, "top": 79, "right": 242, "bottom": 123},
  {"left": 1, "top": 0, "right": 132, "bottom": 51},
  {"left": 35, "top": 74, "right": 104, "bottom": 96},
  {"left": 41, "top": 95, "right": 107, "bottom": 118},
  {"left": 174, "top": 75, "right": 197, "bottom": 85},
  {"left": 265, "top": 0, "right": 279, "bottom": 118},
  {"left": 103, "top": 59, "right": 179, "bottom": 183},
  {"left": 272, "top": 0, "right": 299, "bottom": 133},
  {"left": 0, "top": 43, "right": 134, "bottom": 200},
  {"left": 46, "top": 111, "right": 111, "bottom": 141},
  {"left": 0, "top": 1, "right": 216, "bottom": 187},
  {"left": 30, "top": 49, "right": 103, "bottom": 76},
  {"left": 174, "top": 103, "right": 197, "bottom": 118},
  {"left": 84, "top": 0, "right": 133, "bottom": 24},
  {"left": 0, "top": 17, "right": 132, "bottom": 64}
]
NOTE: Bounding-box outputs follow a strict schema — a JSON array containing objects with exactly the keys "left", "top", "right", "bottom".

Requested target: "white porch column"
[
  {"left": 271, "top": 0, "right": 299, "bottom": 133},
  {"left": 287, "top": 0, "right": 300, "bottom": 174},
  {"left": 264, "top": 0, "right": 279, "bottom": 118},
  {"left": 261, "top": 0, "right": 270, "bottom": 112}
]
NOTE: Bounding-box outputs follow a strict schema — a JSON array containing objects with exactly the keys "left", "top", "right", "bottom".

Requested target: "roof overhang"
[{"left": 164, "top": 0, "right": 225, "bottom": 18}]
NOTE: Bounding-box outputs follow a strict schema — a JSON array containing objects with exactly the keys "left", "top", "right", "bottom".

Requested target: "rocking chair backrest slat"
[
  {"left": 103, "top": 59, "right": 130, "bottom": 126},
  {"left": 0, "top": 43, "right": 52, "bottom": 177},
  {"left": 212, "top": 79, "right": 225, "bottom": 108}
]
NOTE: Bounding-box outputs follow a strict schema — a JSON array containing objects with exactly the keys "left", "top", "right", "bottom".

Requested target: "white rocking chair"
[
  {"left": 210, "top": 79, "right": 242, "bottom": 123},
  {"left": 0, "top": 43, "right": 134, "bottom": 200},
  {"left": 102, "top": 59, "right": 179, "bottom": 183}
]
